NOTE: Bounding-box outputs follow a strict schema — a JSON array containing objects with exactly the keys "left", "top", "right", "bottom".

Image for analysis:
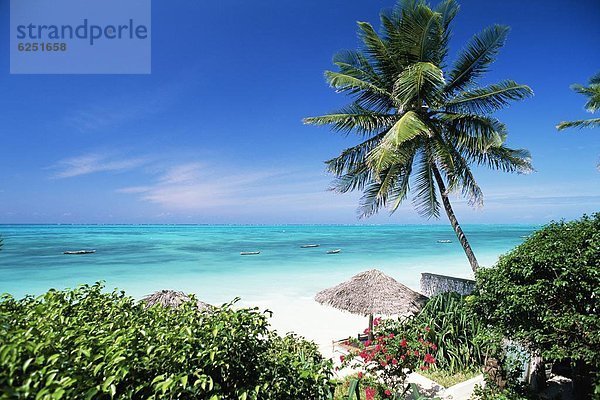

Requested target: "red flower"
[
  {"left": 391, "top": 358, "right": 398, "bottom": 365},
  {"left": 358, "top": 372, "right": 363, "bottom": 379},
  {"left": 364, "top": 328, "right": 370, "bottom": 334},
  {"left": 421, "top": 365, "right": 429, "bottom": 370},
  {"left": 388, "top": 333, "right": 395, "bottom": 339},
  {"left": 431, "top": 344, "right": 438, "bottom": 351},
  {"left": 414, "top": 350, "right": 419, "bottom": 357},
  {"left": 365, "top": 387, "right": 377, "bottom": 400},
  {"left": 384, "top": 389, "right": 392, "bottom": 397},
  {"left": 424, "top": 353, "right": 436, "bottom": 364},
  {"left": 373, "top": 317, "right": 382, "bottom": 326},
  {"left": 340, "top": 355, "right": 345, "bottom": 363},
  {"left": 400, "top": 339, "right": 407, "bottom": 347},
  {"left": 425, "top": 326, "right": 431, "bottom": 332}
]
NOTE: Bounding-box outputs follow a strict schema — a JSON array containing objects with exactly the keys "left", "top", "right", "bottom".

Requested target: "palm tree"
[
  {"left": 304, "top": 0, "right": 533, "bottom": 273},
  {"left": 557, "top": 72, "right": 600, "bottom": 130}
]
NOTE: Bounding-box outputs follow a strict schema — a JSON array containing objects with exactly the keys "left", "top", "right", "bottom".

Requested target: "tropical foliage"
[
  {"left": 557, "top": 71, "right": 600, "bottom": 130},
  {"left": 378, "top": 292, "right": 488, "bottom": 374},
  {"left": 0, "top": 283, "right": 334, "bottom": 399},
  {"left": 304, "top": 0, "right": 533, "bottom": 272},
  {"left": 339, "top": 325, "right": 437, "bottom": 398},
  {"left": 472, "top": 213, "right": 600, "bottom": 398}
]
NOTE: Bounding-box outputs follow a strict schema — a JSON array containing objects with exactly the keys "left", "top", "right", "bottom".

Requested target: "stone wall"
[{"left": 420, "top": 272, "right": 476, "bottom": 297}]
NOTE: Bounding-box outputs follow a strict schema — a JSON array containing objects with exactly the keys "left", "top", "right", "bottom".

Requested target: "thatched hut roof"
[
  {"left": 315, "top": 269, "right": 428, "bottom": 316},
  {"left": 141, "top": 290, "right": 213, "bottom": 311}
]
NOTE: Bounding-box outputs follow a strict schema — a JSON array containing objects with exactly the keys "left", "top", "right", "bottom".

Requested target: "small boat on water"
[
  {"left": 300, "top": 244, "right": 320, "bottom": 248},
  {"left": 240, "top": 251, "right": 260, "bottom": 256},
  {"left": 326, "top": 249, "right": 341, "bottom": 254},
  {"left": 64, "top": 250, "right": 96, "bottom": 255},
  {"left": 437, "top": 240, "right": 452, "bottom": 244}
]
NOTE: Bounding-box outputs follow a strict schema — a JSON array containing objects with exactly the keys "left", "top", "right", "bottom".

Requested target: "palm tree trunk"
[{"left": 431, "top": 165, "right": 480, "bottom": 273}]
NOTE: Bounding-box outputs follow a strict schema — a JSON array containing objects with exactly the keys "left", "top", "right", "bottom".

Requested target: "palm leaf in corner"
[{"left": 557, "top": 72, "right": 600, "bottom": 130}]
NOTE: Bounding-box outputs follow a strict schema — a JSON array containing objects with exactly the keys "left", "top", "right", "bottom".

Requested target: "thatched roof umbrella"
[
  {"left": 315, "top": 269, "right": 428, "bottom": 339},
  {"left": 141, "top": 290, "right": 213, "bottom": 311}
]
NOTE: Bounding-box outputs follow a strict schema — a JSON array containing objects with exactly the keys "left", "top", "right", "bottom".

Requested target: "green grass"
[
  {"left": 419, "top": 368, "right": 481, "bottom": 388},
  {"left": 332, "top": 374, "right": 378, "bottom": 400}
]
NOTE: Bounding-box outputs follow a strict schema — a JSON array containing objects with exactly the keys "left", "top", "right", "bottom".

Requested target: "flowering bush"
[{"left": 340, "top": 320, "right": 436, "bottom": 398}]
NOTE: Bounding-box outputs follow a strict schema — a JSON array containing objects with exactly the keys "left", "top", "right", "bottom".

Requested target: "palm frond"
[
  {"left": 435, "top": 0, "right": 460, "bottom": 63},
  {"left": 556, "top": 118, "right": 600, "bottom": 130},
  {"left": 445, "top": 80, "right": 533, "bottom": 114},
  {"left": 303, "top": 104, "right": 395, "bottom": 136},
  {"left": 445, "top": 25, "right": 510, "bottom": 94},
  {"left": 325, "top": 71, "right": 393, "bottom": 100},
  {"left": 358, "top": 162, "right": 414, "bottom": 218},
  {"left": 396, "top": 4, "right": 443, "bottom": 65},
  {"left": 333, "top": 50, "right": 386, "bottom": 89},
  {"left": 367, "top": 112, "right": 428, "bottom": 171},
  {"left": 331, "top": 165, "right": 372, "bottom": 193},
  {"left": 325, "top": 133, "right": 385, "bottom": 176},
  {"left": 570, "top": 83, "right": 600, "bottom": 113},
  {"left": 394, "top": 62, "right": 445, "bottom": 107},
  {"left": 433, "top": 135, "right": 483, "bottom": 206},
  {"left": 478, "top": 146, "right": 534, "bottom": 174},
  {"left": 357, "top": 21, "right": 401, "bottom": 78},
  {"left": 412, "top": 147, "right": 440, "bottom": 219},
  {"left": 439, "top": 113, "right": 505, "bottom": 149}
]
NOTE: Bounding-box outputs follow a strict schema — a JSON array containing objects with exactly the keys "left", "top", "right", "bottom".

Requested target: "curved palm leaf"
[
  {"left": 445, "top": 80, "right": 533, "bottom": 114},
  {"left": 304, "top": 104, "right": 396, "bottom": 136},
  {"left": 557, "top": 118, "right": 600, "bottom": 130},
  {"left": 557, "top": 71, "right": 600, "bottom": 132},
  {"left": 394, "top": 62, "right": 445, "bottom": 106},
  {"left": 445, "top": 25, "right": 510, "bottom": 94}
]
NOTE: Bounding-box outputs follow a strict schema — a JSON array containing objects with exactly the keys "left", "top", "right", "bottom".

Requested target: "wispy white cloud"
[
  {"left": 116, "top": 162, "right": 355, "bottom": 213},
  {"left": 51, "top": 153, "right": 150, "bottom": 179}
]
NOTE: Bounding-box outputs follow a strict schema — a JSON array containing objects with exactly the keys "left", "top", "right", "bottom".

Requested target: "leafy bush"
[
  {"left": 379, "top": 292, "right": 488, "bottom": 375},
  {"left": 0, "top": 283, "right": 334, "bottom": 399},
  {"left": 340, "top": 325, "right": 436, "bottom": 398},
  {"left": 472, "top": 213, "right": 600, "bottom": 398}
]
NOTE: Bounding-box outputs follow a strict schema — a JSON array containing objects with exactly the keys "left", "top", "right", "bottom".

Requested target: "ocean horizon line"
[{"left": 0, "top": 222, "right": 543, "bottom": 227}]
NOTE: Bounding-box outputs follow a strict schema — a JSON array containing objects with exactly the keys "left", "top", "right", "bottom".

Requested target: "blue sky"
[{"left": 0, "top": 0, "right": 599, "bottom": 224}]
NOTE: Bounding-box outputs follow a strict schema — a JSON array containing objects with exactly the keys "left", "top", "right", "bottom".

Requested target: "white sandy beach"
[{"left": 250, "top": 294, "right": 367, "bottom": 359}]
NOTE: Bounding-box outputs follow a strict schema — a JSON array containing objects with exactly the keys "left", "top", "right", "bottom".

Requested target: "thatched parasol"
[
  {"left": 141, "top": 289, "right": 213, "bottom": 311},
  {"left": 315, "top": 269, "right": 428, "bottom": 338}
]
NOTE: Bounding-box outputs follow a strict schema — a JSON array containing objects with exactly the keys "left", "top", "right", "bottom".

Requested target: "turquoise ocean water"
[{"left": 0, "top": 225, "right": 537, "bottom": 303}]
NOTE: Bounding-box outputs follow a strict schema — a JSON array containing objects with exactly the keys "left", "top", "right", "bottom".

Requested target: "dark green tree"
[
  {"left": 305, "top": 0, "right": 533, "bottom": 272},
  {"left": 472, "top": 214, "right": 600, "bottom": 398}
]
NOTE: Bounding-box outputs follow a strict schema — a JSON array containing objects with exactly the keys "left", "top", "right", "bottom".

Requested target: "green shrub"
[
  {"left": 339, "top": 326, "right": 437, "bottom": 397},
  {"left": 379, "top": 292, "right": 488, "bottom": 375},
  {"left": 0, "top": 283, "right": 334, "bottom": 399},
  {"left": 472, "top": 213, "right": 600, "bottom": 398}
]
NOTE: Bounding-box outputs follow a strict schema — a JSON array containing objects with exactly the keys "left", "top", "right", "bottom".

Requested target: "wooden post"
[{"left": 368, "top": 314, "right": 374, "bottom": 341}]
